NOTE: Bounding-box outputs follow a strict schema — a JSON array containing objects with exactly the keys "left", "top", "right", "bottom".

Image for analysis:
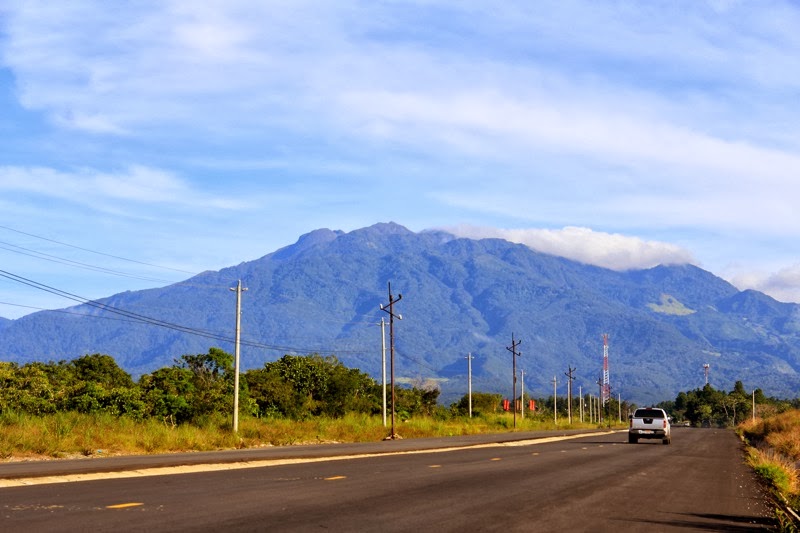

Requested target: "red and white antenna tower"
[{"left": 601, "top": 334, "right": 610, "bottom": 405}]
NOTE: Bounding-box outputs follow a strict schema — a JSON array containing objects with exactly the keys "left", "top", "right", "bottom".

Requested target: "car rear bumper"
[{"left": 629, "top": 429, "right": 668, "bottom": 439}]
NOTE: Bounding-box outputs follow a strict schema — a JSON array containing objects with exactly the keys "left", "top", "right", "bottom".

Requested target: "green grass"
[
  {"left": 0, "top": 410, "right": 622, "bottom": 461},
  {"left": 739, "top": 410, "right": 800, "bottom": 530},
  {"left": 750, "top": 449, "right": 796, "bottom": 496},
  {"left": 646, "top": 294, "right": 696, "bottom": 316}
]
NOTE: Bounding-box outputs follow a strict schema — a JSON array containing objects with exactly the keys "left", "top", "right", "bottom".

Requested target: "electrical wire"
[
  {"left": 0, "top": 300, "right": 154, "bottom": 324},
  {"left": 0, "top": 224, "right": 196, "bottom": 275},
  {"left": 0, "top": 224, "right": 249, "bottom": 291},
  {"left": 0, "top": 226, "right": 438, "bottom": 367},
  {"left": 0, "top": 269, "right": 374, "bottom": 356},
  {"left": 0, "top": 240, "right": 176, "bottom": 283}
]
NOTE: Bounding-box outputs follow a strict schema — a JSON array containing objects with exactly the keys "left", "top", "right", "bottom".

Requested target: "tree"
[
  {"left": 320, "top": 363, "right": 380, "bottom": 417},
  {"left": 394, "top": 385, "right": 440, "bottom": 419},
  {"left": 138, "top": 366, "right": 195, "bottom": 423},
  {"left": 70, "top": 354, "right": 134, "bottom": 389},
  {"left": 0, "top": 361, "right": 57, "bottom": 415},
  {"left": 451, "top": 392, "right": 503, "bottom": 416},
  {"left": 176, "top": 348, "right": 235, "bottom": 421},
  {"left": 244, "top": 365, "right": 298, "bottom": 418},
  {"left": 727, "top": 381, "right": 751, "bottom": 426},
  {"left": 65, "top": 354, "right": 143, "bottom": 417},
  {"left": 137, "top": 348, "right": 237, "bottom": 424},
  {"left": 668, "top": 382, "right": 785, "bottom": 428},
  {"left": 245, "top": 354, "right": 379, "bottom": 419}
]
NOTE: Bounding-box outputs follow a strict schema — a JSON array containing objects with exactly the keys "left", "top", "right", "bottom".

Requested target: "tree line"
[
  {"left": 658, "top": 381, "right": 800, "bottom": 427},
  {"left": 0, "top": 349, "right": 443, "bottom": 425},
  {"left": 3, "top": 350, "right": 796, "bottom": 427},
  {"left": 0, "top": 349, "right": 614, "bottom": 425}
]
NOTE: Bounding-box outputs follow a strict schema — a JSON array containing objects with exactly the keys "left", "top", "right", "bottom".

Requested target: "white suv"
[{"left": 629, "top": 407, "right": 671, "bottom": 445}]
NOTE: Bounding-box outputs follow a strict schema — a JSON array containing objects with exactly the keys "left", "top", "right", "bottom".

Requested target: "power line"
[
  {"left": 0, "top": 240, "right": 177, "bottom": 284},
  {"left": 0, "top": 304, "right": 425, "bottom": 365},
  {"left": 0, "top": 269, "right": 372, "bottom": 356},
  {"left": 0, "top": 300, "right": 184, "bottom": 325},
  {"left": 0, "top": 226, "right": 406, "bottom": 321},
  {"left": 0, "top": 225, "right": 244, "bottom": 290},
  {"left": 0, "top": 269, "right": 237, "bottom": 342},
  {"left": 0, "top": 224, "right": 196, "bottom": 275}
]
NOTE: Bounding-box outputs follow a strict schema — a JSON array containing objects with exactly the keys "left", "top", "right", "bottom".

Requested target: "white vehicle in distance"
[{"left": 628, "top": 407, "right": 671, "bottom": 445}]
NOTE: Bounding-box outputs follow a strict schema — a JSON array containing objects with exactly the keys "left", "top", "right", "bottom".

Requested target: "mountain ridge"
[{"left": 2, "top": 222, "right": 799, "bottom": 406}]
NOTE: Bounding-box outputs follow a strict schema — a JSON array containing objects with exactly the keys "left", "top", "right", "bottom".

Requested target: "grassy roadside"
[
  {"left": 0, "top": 410, "right": 620, "bottom": 461},
  {"left": 738, "top": 410, "right": 800, "bottom": 531}
]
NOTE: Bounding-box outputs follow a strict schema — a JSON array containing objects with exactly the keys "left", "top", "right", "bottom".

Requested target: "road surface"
[{"left": 0, "top": 427, "right": 775, "bottom": 531}]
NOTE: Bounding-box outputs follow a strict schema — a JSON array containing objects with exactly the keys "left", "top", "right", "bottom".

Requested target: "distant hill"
[{"left": 2, "top": 222, "right": 799, "bottom": 406}]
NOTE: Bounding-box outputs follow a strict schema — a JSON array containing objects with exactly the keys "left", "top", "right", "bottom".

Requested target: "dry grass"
[
  {"left": 0, "top": 412, "right": 242, "bottom": 460},
  {"left": 0, "top": 410, "right": 620, "bottom": 462},
  {"left": 740, "top": 409, "right": 800, "bottom": 525},
  {"left": 741, "top": 410, "right": 800, "bottom": 462}
]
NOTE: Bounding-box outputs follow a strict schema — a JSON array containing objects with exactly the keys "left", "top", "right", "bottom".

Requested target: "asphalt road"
[{"left": 0, "top": 427, "right": 776, "bottom": 532}]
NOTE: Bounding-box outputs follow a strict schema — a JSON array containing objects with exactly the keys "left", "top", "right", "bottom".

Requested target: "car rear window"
[{"left": 634, "top": 409, "right": 664, "bottom": 418}]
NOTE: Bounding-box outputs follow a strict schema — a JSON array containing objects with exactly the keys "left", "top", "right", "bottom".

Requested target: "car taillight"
[{"left": 663, "top": 420, "right": 667, "bottom": 428}]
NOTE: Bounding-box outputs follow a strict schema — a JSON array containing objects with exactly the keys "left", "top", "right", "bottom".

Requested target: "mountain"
[{"left": 2, "top": 222, "right": 799, "bottom": 406}]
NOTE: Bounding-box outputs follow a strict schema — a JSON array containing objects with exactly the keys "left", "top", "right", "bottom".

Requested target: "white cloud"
[
  {"left": 2, "top": 0, "right": 800, "bottom": 311},
  {"left": 0, "top": 165, "right": 251, "bottom": 211},
  {"left": 729, "top": 265, "right": 800, "bottom": 304},
  {"left": 443, "top": 225, "right": 694, "bottom": 271},
  {"left": 54, "top": 111, "right": 128, "bottom": 134}
]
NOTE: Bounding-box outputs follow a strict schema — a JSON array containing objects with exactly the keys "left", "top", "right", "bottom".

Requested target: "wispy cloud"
[
  {"left": 730, "top": 265, "right": 800, "bottom": 305},
  {"left": 1, "top": 0, "right": 800, "bottom": 316},
  {"left": 0, "top": 165, "right": 250, "bottom": 211}
]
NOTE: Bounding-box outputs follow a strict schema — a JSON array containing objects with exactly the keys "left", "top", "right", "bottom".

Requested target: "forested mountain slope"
[{"left": 2, "top": 222, "right": 799, "bottom": 405}]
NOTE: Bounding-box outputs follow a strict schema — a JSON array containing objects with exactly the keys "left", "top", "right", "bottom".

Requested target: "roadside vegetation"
[
  {"left": 738, "top": 410, "right": 800, "bottom": 530},
  {"left": 657, "top": 381, "right": 800, "bottom": 428},
  {"left": 0, "top": 410, "right": 613, "bottom": 460},
  {"left": 1, "top": 349, "right": 622, "bottom": 460}
]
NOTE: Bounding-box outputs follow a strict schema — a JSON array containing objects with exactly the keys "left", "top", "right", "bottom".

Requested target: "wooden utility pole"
[
  {"left": 507, "top": 334, "right": 522, "bottom": 429},
  {"left": 597, "top": 376, "right": 604, "bottom": 424},
  {"left": 565, "top": 366, "right": 576, "bottom": 424},
  {"left": 380, "top": 282, "right": 402, "bottom": 440}
]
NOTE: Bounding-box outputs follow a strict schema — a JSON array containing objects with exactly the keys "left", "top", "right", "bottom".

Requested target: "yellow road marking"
[
  {"left": 324, "top": 475, "right": 346, "bottom": 481},
  {"left": 106, "top": 502, "right": 144, "bottom": 509},
  {"left": 429, "top": 465, "right": 442, "bottom": 468},
  {"left": 490, "top": 458, "right": 501, "bottom": 461}
]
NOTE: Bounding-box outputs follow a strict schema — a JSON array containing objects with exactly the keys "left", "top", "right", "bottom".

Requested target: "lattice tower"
[{"left": 602, "top": 334, "right": 610, "bottom": 405}]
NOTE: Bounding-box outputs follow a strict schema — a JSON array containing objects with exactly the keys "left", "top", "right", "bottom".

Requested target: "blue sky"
[{"left": 1, "top": 1, "right": 800, "bottom": 320}]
